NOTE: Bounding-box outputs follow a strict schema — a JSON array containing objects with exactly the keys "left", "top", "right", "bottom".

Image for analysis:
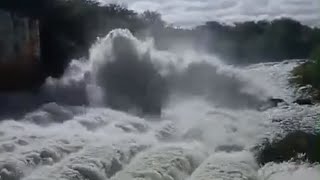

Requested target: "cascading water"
[{"left": 0, "top": 29, "right": 319, "bottom": 180}]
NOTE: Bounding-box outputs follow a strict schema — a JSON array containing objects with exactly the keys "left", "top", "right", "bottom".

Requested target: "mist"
[{"left": 0, "top": 27, "right": 274, "bottom": 120}]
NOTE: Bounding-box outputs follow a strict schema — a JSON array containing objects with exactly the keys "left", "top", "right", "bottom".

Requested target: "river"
[{"left": 0, "top": 29, "right": 319, "bottom": 180}]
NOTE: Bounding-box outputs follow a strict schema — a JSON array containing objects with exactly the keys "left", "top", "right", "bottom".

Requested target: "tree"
[{"left": 141, "top": 11, "right": 165, "bottom": 28}]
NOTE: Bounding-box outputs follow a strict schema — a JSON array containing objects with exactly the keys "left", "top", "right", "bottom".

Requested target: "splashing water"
[{"left": 0, "top": 29, "right": 319, "bottom": 180}]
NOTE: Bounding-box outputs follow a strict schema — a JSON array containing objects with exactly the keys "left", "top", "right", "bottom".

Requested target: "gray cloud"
[{"left": 100, "top": 0, "right": 320, "bottom": 27}]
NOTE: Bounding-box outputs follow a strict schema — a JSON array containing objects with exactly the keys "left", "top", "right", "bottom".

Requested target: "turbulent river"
[{"left": 0, "top": 29, "right": 319, "bottom": 180}]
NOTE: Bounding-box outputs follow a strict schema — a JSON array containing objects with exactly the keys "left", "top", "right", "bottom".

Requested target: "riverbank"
[
  {"left": 256, "top": 58, "right": 320, "bottom": 165},
  {"left": 290, "top": 47, "right": 320, "bottom": 102}
]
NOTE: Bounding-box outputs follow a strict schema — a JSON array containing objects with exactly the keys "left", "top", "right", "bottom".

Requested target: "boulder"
[
  {"left": 293, "top": 98, "right": 313, "bottom": 105},
  {"left": 269, "top": 98, "right": 285, "bottom": 104}
]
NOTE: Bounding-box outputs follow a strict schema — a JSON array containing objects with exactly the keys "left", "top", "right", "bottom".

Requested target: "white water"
[{"left": 0, "top": 29, "right": 319, "bottom": 180}]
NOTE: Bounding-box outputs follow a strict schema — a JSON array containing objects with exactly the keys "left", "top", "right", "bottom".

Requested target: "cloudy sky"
[{"left": 100, "top": 0, "right": 320, "bottom": 27}]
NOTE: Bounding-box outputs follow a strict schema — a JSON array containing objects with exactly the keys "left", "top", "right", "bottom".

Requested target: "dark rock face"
[
  {"left": 257, "top": 131, "right": 320, "bottom": 165},
  {"left": 293, "top": 99, "right": 313, "bottom": 105}
]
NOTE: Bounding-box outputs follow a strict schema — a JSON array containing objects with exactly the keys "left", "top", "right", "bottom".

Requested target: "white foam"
[
  {"left": 190, "top": 151, "right": 259, "bottom": 180},
  {"left": 259, "top": 162, "right": 320, "bottom": 180},
  {"left": 111, "top": 144, "right": 206, "bottom": 180}
]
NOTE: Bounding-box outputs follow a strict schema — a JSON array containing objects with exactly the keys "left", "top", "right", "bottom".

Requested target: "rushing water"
[{"left": 0, "top": 29, "right": 319, "bottom": 180}]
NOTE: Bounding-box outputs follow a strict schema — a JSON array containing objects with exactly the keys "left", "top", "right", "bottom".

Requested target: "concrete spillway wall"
[
  {"left": 0, "top": 10, "right": 40, "bottom": 62},
  {"left": 0, "top": 10, "right": 42, "bottom": 91}
]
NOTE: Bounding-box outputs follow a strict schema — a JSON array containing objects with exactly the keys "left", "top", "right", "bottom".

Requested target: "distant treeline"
[
  {"left": 196, "top": 20, "right": 320, "bottom": 63},
  {"left": 147, "top": 18, "right": 320, "bottom": 64},
  {"left": 1, "top": 0, "right": 320, "bottom": 78}
]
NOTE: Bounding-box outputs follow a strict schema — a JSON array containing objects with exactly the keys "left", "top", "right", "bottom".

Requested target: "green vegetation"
[
  {"left": 193, "top": 19, "right": 320, "bottom": 63},
  {"left": 257, "top": 131, "right": 320, "bottom": 165},
  {"left": 291, "top": 46, "right": 320, "bottom": 99}
]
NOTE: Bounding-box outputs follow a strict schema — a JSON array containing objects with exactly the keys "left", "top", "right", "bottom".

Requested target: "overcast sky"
[{"left": 100, "top": 0, "right": 320, "bottom": 27}]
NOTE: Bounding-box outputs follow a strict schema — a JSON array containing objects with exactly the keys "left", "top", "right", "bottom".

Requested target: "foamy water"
[{"left": 0, "top": 29, "right": 319, "bottom": 180}]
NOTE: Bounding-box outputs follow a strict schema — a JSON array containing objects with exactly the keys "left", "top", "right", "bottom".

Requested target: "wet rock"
[
  {"left": 269, "top": 98, "right": 285, "bottom": 105},
  {"left": 293, "top": 98, "right": 313, "bottom": 105},
  {"left": 257, "top": 131, "right": 320, "bottom": 165},
  {"left": 258, "top": 98, "right": 287, "bottom": 111}
]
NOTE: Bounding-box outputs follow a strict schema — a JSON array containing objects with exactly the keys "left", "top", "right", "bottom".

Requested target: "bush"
[
  {"left": 257, "top": 131, "right": 320, "bottom": 165},
  {"left": 291, "top": 45, "right": 320, "bottom": 99},
  {"left": 311, "top": 46, "right": 320, "bottom": 84}
]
